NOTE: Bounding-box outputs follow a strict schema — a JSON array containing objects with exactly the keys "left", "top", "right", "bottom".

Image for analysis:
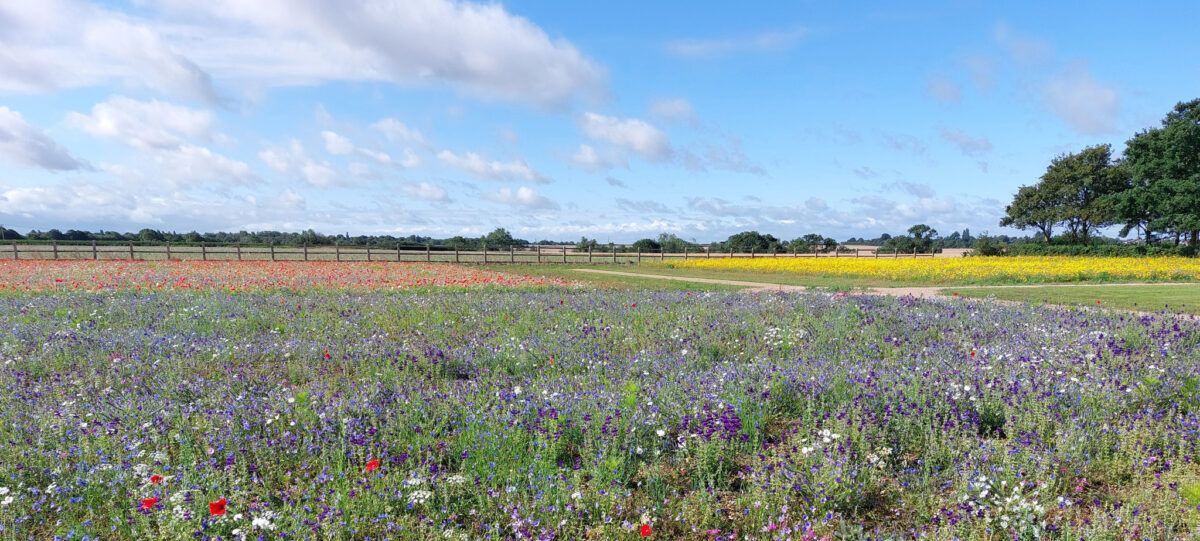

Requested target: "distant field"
[
  {"left": 659, "top": 256, "right": 1200, "bottom": 286},
  {"left": 946, "top": 284, "right": 1200, "bottom": 314}
]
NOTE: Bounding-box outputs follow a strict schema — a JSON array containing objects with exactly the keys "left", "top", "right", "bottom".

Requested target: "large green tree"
[
  {"left": 722, "top": 231, "right": 781, "bottom": 253},
  {"left": 1000, "top": 184, "right": 1060, "bottom": 242},
  {"left": 1122, "top": 99, "right": 1200, "bottom": 245},
  {"left": 1041, "top": 144, "right": 1125, "bottom": 242}
]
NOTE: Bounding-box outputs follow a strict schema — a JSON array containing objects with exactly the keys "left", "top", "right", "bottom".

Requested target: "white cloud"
[
  {"left": 150, "top": 0, "right": 605, "bottom": 106},
  {"left": 67, "top": 96, "right": 214, "bottom": 149},
  {"left": 0, "top": 106, "right": 88, "bottom": 171},
  {"left": 580, "top": 113, "right": 672, "bottom": 161},
  {"left": 926, "top": 76, "right": 961, "bottom": 104},
  {"left": 437, "top": 150, "right": 545, "bottom": 182},
  {"left": 487, "top": 186, "right": 558, "bottom": 209},
  {"left": 321, "top": 130, "right": 355, "bottom": 155},
  {"left": 402, "top": 181, "right": 450, "bottom": 202},
  {"left": 666, "top": 26, "right": 807, "bottom": 58},
  {"left": 938, "top": 128, "right": 993, "bottom": 158},
  {"left": 649, "top": 98, "right": 697, "bottom": 124},
  {"left": 570, "top": 144, "right": 627, "bottom": 171},
  {"left": 277, "top": 189, "right": 306, "bottom": 210},
  {"left": 320, "top": 129, "right": 418, "bottom": 168},
  {"left": 1043, "top": 64, "right": 1120, "bottom": 135},
  {"left": 993, "top": 22, "right": 1052, "bottom": 65},
  {"left": 301, "top": 161, "right": 338, "bottom": 187},
  {"left": 153, "top": 144, "right": 254, "bottom": 186},
  {"left": 0, "top": 1, "right": 220, "bottom": 103},
  {"left": 258, "top": 140, "right": 342, "bottom": 187},
  {"left": 397, "top": 148, "right": 421, "bottom": 168},
  {"left": 372, "top": 118, "right": 426, "bottom": 145}
]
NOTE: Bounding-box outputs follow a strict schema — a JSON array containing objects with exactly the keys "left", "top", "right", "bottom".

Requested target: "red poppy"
[
  {"left": 209, "top": 497, "right": 227, "bottom": 516},
  {"left": 970, "top": 350, "right": 976, "bottom": 358},
  {"left": 640, "top": 524, "right": 652, "bottom": 537},
  {"left": 149, "top": 474, "right": 163, "bottom": 485},
  {"left": 140, "top": 496, "right": 158, "bottom": 510},
  {"left": 323, "top": 350, "right": 332, "bottom": 360},
  {"left": 365, "top": 458, "right": 381, "bottom": 473},
  {"left": 549, "top": 355, "right": 555, "bottom": 366},
  {"left": 631, "top": 303, "right": 637, "bottom": 309}
]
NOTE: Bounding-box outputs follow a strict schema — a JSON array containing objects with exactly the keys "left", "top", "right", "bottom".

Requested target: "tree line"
[
  {"left": 1001, "top": 98, "right": 1200, "bottom": 251},
  {"left": 0, "top": 224, "right": 979, "bottom": 254}
]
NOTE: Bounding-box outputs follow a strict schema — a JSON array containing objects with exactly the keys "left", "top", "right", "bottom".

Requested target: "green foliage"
[
  {"left": 719, "top": 230, "right": 782, "bottom": 253},
  {"left": 1000, "top": 99, "right": 1200, "bottom": 248}
]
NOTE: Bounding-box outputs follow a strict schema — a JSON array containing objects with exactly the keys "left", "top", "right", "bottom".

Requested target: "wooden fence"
[{"left": 0, "top": 242, "right": 940, "bottom": 263}]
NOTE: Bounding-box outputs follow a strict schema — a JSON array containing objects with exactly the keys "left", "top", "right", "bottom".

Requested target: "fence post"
[
  {"left": 588, "top": 246, "right": 592, "bottom": 263},
  {"left": 10, "top": 242, "right": 16, "bottom": 260},
  {"left": 660, "top": 249, "right": 665, "bottom": 261},
  {"left": 482, "top": 243, "right": 488, "bottom": 264},
  {"left": 165, "top": 241, "right": 171, "bottom": 261},
  {"left": 335, "top": 245, "right": 340, "bottom": 262},
  {"left": 129, "top": 242, "right": 134, "bottom": 260},
  {"left": 637, "top": 248, "right": 641, "bottom": 264},
  {"left": 454, "top": 248, "right": 460, "bottom": 263},
  {"left": 707, "top": 246, "right": 711, "bottom": 258},
  {"left": 301, "top": 244, "right": 306, "bottom": 261},
  {"left": 238, "top": 244, "right": 243, "bottom": 261},
  {"left": 684, "top": 246, "right": 688, "bottom": 260},
  {"left": 729, "top": 248, "right": 733, "bottom": 258},
  {"left": 875, "top": 249, "right": 879, "bottom": 259},
  {"left": 536, "top": 245, "right": 541, "bottom": 263},
  {"left": 611, "top": 243, "right": 616, "bottom": 264},
  {"left": 396, "top": 244, "right": 401, "bottom": 262},
  {"left": 202, "top": 243, "right": 208, "bottom": 261},
  {"left": 52, "top": 241, "right": 58, "bottom": 260},
  {"left": 270, "top": 244, "right": 275, "bottom": 261},
  {"left": 563, "top": 247, "right": 567, "bottom": 264},
  {"left": 366, "top": 245, "right": 372, "bottom": 262},
  {"left": 751, "top": 248, "right": 755, "bottom": 259},
  {"left": 510, "top": 246, "right": 515, "bottom": 263},
  {"left": 426, "top": 245, "right": 431, "bottom": 263},
  {"left": 92, "top": 240, "right": 98, "bottom": 260}
]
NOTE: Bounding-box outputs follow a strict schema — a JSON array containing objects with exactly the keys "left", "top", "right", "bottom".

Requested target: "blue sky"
[{"left": 0, "top": 0, "right": 1196, "bottom": 242}]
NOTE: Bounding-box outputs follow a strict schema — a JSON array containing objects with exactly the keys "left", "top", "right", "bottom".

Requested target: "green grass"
[
  {"left": 481, "top": 263, "right": 747, "bottom": 291},
  {"left": 944, "top": 284, "right": 1200, "bottom": 314}
]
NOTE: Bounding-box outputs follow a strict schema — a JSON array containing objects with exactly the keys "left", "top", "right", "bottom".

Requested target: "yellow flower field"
[{"left": 671, "top": 256, "right": 1200, "bottom": 284}]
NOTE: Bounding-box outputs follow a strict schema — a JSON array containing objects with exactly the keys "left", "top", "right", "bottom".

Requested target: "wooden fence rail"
[{"left": 0, "top": 242, "right": 945, "bottom": 263}]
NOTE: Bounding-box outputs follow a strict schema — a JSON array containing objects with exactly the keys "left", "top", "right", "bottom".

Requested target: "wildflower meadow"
[{"left": 1, "top": 262, "right": 1199, "bottom": 540}]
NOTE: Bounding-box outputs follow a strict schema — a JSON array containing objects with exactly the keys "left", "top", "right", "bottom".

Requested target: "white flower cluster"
[
  {"left": 866, "top": 446, "right": 893, "bottom": 469},
  {"left": 960, "top": 476, "right": 1046, "bottom": 535},
  {"left": 408, "top": 489, "right": 433, "bottom": 506},
  {"left": 444, "top": 474, "right": 466, "bottom": 486},
  {"left": 948, "top": 382, "right": 977, "bottom": 402}
]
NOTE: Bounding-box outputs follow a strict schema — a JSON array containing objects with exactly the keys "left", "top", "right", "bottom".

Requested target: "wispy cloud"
[{"left": 666, "top": 26, "right": 807, "bottom": 58}]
